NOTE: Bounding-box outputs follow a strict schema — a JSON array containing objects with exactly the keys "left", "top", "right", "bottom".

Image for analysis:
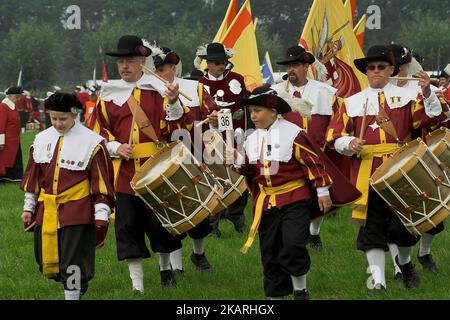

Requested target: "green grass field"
[{"left": 0, "top": 132, "right": 448, "bottom": 300}]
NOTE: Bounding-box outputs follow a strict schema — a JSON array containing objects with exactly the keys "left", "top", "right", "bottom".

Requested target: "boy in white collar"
[
  {"left": 227, "top": 87, "right": 360, "bottom": 300},
  {"left": 20, "top": 92, "right": 115, "bottom": 300}
]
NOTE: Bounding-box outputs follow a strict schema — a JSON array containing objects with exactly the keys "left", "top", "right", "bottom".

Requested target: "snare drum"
[
  {"left": 202, "top": 130, "right": 248, "bottom": 214},
  {"left": 425, "top": 127, "right": 450, "bottom": 172},
  {"left": 370, "top": 139, "right": 450, "bottom": 236},
  {"left": 131, "top": 141, "right": 223, "bottom": 235}
]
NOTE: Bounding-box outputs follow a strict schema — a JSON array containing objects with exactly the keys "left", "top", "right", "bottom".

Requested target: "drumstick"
[
  {"left": 195, "top": 118, "right": 209, "bottom": 128},
  {"left": 141, "top": 64, "right": 192, "bottom": 101},
  {"left": 359, "top": 98, "right": 369, "bottom": 141},
  {"left": 389, "top": 76, "right": 420, "bottom": 81},
  {"left": 128, "top": 111, "right": 136, "bottom": 145}
]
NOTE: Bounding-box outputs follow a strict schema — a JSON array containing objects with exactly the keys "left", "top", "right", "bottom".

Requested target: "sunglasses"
[
  {"left": 208, "top": 60, "right": 227, "bottom": 66},
  {"left": 366, "top": 64, "right": 391, "bottom": 71}
]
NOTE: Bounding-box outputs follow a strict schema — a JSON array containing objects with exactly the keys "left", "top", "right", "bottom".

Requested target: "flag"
[
  {"left": 221, "top": 0, "right": 262, "bottom": 91},
  {"left": 200, "top": 0, "right": 238, "bottom": 71},
  {"left": 299, "top": 0, "right": 368, "bottom": 98},
  {"left": 213, "top": 0, "right": 238, "bottom": 42},
  {"left": 92, "top": 62, "right": 97, "bottom": 86},
  {"left": 17, "top": 66, "right": 23, "bottom": 87},
  {"left": 260, "top": 51, "right": 274, "bottom": 85},
  {"left": 343, "top": 0, "right": 354, "bottom": 27},
  {"left": 101, "top": 61, "right": 108, "bottom": 82},
  {"left": 353, "top": 14, "right": 366, "bottom": 49}
]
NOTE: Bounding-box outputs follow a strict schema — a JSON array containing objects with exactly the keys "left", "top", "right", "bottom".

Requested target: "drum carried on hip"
[
  {"left": 202, "top": 130, "right": 248, "bottom": 215},
  {"left": 131, "top": 141, "right": 223, "bottom": 235},
  {"left": 370, "top": 138, "right": 450, "bottom": 236}
]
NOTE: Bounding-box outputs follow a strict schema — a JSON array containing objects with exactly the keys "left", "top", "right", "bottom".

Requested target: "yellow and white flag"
[
  {"left": 299, "top": 0, "right": 367, "bottom": 97},
  {"left": 222, "top": 0, "right": 262, "bottom": 91}
]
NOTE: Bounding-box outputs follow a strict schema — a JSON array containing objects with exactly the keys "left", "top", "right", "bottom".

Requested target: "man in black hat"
[
  {"left": 438, "top": 69, "right": 450, "bottom": 103},
  {"left": 0, "top": 86, "right": 24, "bottom": 183},
  {"left": 226, "top": 86, "right": 360, "bottom": 299},
  {"left": 327, "top": 45, "right": 447, "bottom": 291},
  {"left": 150, "top": 45, "right": 219, "bottom": 274},
  {"left": 195, "top": 42, "right": 250, "bottom": 237},
  {"left": 90, "top": 35, "right": 193, "bottom": 292},
  {"left": 20, "top": 92, "right": 115, "bottom": 300},
  {"left": 386, "top": 44, "right": 448, "bottom": 279},
  {"left": 272, "top": 44, "right": 346, "bottom": 251}
]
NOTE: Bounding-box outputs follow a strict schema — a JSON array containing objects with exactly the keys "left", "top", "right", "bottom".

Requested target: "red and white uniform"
[{"left": 0, "top": 98, "right": 20, "bottom": 176}]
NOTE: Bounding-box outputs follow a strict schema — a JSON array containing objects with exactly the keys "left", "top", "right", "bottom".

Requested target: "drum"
[
  {"left": 130, "top": 141, "right": 223, "bottom": 235},
  {"left": 425, "top": 127, "right": 450, "bottom": 173},
  {"left": 202, "top": 130, "right": 248, "bottom": 214},
  {"left": 370, "top": 139, "right": 450, "bottom": 236}
]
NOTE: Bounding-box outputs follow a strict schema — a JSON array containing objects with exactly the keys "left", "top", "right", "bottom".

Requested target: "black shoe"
[
  {"left": 417, "top": 253, "right": 438, "bottom": 273},
  {"left": 370, "top": 283, "right": 387, "bottom": 292},
  {"left": 133, "top": 288, "right": 144, "bottom": 295},
  {"left": 208, "top": 228, "right": 222, "bottom": 238},
  {"left": 173, "top": 268, "right": 185, "bottom": 278},
  {"left": 308, "top": 234, "right": 323, "bottom": 251},
  {"left": 395, "top": 256, "right": 420, "bottom": 290},
  {"left": 230, "top": 214, "right": 246, "bottom": 233},
  {"left": 394, "top": 272, "right": 403, "bottom": 281},
  {"left": 160, "top": 270, "right": 177, "bottom": 288},
  {"left": 293, "top": 289, "right": 310, "bottom": 300},
  {"left": 190, "top": 252, "right": 212, "bottom": 272}
]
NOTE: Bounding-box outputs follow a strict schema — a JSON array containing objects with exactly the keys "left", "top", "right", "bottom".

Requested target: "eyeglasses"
[
  {"left": 208, "top": 60, "right": 227, "bottom": 66},
  {"left": 366, "top": 64, "right": 390, "bottom": 71}
]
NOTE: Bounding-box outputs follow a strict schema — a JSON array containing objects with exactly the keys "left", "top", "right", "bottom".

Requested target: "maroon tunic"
[
  {"left": 21, "top": 140, "right": 115, "bottom": 227},
  {"left": 90, "top": 88, "right": 192, "bottom": 195},
  {"left": 0, "top": 102, "right": 20, "bottom": 176},
  {"left": 199, "top": 71, "right": 250, "bottom": 130}
]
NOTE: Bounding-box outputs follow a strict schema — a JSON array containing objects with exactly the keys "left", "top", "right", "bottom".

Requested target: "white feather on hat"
[
  {"left": 407, "top": 56, "right": 423, "bottom": 77},
  {"left": 142, "top": 38, "right": 162, "bottom": 72},
  {"left": 444, "top": 64, "right": 450, "bottom": 77},
  {"left": 194, "top": 44, "right": 207, "bottom": 70},
  {"left": 278, "top": 91, "right": 312, "bottom": 119}
]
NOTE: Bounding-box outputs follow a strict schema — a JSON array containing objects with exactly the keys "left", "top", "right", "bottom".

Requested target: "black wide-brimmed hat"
[
  {"left": 354, "top": 45, "right": 397, "bottom": 75},
  {"left": 184, "top": 69, "right": 204, "bottom": 80},
  {"left": 238, "top": 86, "right": 291, "bottom": 114},
  {"left": 277, "top": 45, "right": 315, "bottom": 65},
  {"left": 45, "top": 92, "right": 83, "bottom": 113},
  {"left": 153, "top": 46, "right": 180, "bottom": 69},
  {"left": 198, "top": 42, "right": 230, "bottom": 61},
  {"left": 438, "top": 70, "right": 449, "bottom": 79},
  {"left": 5, "top": 86, "right": 24, "bottom": 95},
  {"left": 106, "top": 35, "right": 152, "bottom": 57}
]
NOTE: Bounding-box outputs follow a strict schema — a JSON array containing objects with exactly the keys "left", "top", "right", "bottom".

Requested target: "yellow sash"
[
  {"left": 38, "top": 179, "right": 90, "bottom": 277},
  {"left": 352, "top": 143, "right": 398, "bottom": 221},
  {"left": 241, "top": 179, "right": 306, "bottom": 254}
]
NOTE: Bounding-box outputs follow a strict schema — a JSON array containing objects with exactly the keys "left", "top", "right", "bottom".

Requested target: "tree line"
[{"left": 0, "top": 0, "right": 448, "bottom": 91}]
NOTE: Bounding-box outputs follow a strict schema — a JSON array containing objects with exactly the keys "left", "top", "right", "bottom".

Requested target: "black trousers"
[
  {"left": 34, "top": 224, "right": 95, "bottom": 294},
  {"left": 176, "top": 217, "right": 212, "bottom": 241},
  {"left": 357, "top": 192, "right": 420, "bottom": 252},
  {"left": 210, "top": 191, "right": 249, "bottom": 230},
  {"left": 258, "top": 201, "right": 311, "bottom": 298},
  {"left": 115, "top": 193, "right": 182, "bottom": 260},
  {"left": 0, "top": 144, "right": 23, "bottom": 182}
]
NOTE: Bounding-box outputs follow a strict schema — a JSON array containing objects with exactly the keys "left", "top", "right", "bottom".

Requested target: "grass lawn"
[{"left": 0, "top": 132, "right": 448, "bottom": 300}]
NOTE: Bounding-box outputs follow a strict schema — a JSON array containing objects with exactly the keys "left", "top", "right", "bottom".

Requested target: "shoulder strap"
[{"left": 127, "top": 95, "right": 160, "bottom": 143}]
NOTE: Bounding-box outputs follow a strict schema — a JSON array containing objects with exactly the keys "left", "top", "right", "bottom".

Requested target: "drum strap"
[
  {"left": 352, "top": 143, "right": 398, "bottom": 222},
  {"left": 38, "top": 179, "right": 91, "bottom": 278},
  {"left": 376, "top": 92, "right": 399, "bottom": 141},
  {"left": 241, "top": 178, "right": 306, "bottom": 254},
  {"left": 127, "top": 95, "right": 160, "bottom": 143}
]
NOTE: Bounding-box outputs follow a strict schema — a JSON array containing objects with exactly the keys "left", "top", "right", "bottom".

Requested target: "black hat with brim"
[
  {"left": 5, "top": 86, "right": 24, "bottom": 95},
  {"left": 198, "top": 42, "right": 229, "bottom": 61},
  {"left": 45, "top": 92, "right": 83, "bottom": 113},
  {"left": 354, "top": 45, "right": 398, "bottom": 76},
  {"left": 277, "top": 45, "right": 315, "bottom": 65},
  {"left": 238, "top": 86, "right": 291, "bottom": 114},
  {"left": 184, "top": 69, "right": 204, "bottom": 80},
  {"left": 106, "top": 35, "right": 151, "bottom": 57},
  {"left": 154, "top": 47, "right": 180, "bottom": 69}
]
